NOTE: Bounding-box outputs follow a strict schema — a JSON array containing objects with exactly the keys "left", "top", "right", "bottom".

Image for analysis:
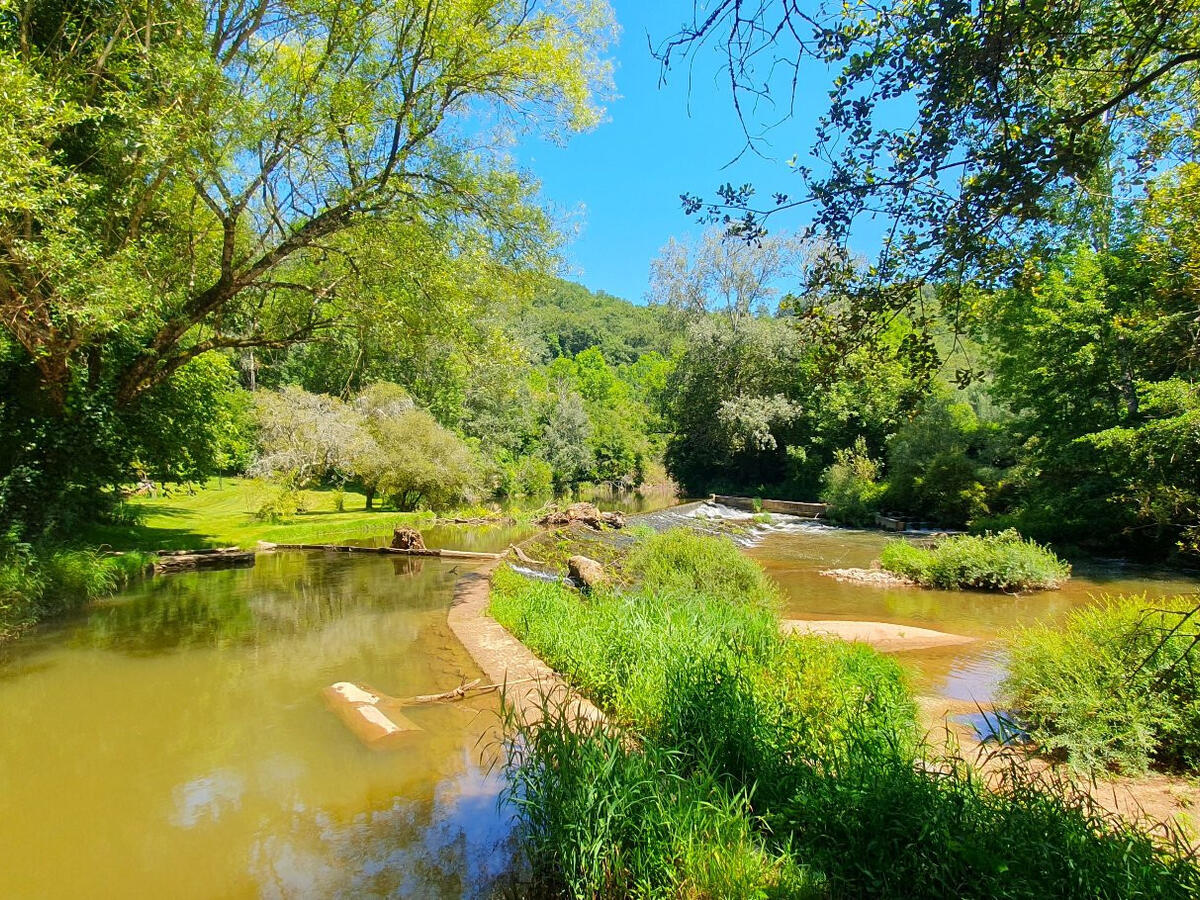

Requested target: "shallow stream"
[{"left": 747, "top": 523, "right": 1200, "bottom": 704}]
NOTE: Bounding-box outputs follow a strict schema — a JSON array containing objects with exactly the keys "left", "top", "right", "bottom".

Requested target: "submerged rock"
[
  {"left": 568, "top": 555, "right": 605, "bottom": 589},
  {"left": 819, "top": 567, "right": 915, "bottom": 587}
]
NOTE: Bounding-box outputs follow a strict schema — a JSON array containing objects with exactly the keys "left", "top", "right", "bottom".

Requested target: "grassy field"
[{"left": 79, "top": 478, "right": 443, "bottom": 551}]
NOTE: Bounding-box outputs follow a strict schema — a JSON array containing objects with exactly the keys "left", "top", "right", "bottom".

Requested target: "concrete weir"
[{"left": 447, "top": 564, "right": 604, "bottom": 728}]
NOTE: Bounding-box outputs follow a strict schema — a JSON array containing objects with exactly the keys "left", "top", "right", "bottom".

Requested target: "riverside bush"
[
  {"left": 879, "top": 529, "right": 1070, "bottom": 591},
  {"left": 0, "top": 543, "right": 150, "bottom": 639},
  {"left": 1005, "top": 594, "right": 1200, "bottom": 774}
]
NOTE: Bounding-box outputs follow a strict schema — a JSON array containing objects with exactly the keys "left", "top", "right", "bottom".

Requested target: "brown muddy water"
[
  {"left": 749, "top": 524, "right": 1200, "bottom": 705},
  {"left": 0, "top": 486, "right": 681, "bottom": 898},
  {"left": 0, "top": 552, "right": 513, "bottom": 899}
]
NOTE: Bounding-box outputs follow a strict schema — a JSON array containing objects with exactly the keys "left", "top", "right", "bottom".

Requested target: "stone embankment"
[{"left": 446, "top": 563, "right": 604, "bottom": 728}]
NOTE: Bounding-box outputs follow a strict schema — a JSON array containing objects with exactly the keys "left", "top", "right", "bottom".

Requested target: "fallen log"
[
  {"left": 323, "top": 676, "right": 537, "bottom": 749},
  {"left": 438, "top": 515, "right": 517, "bottom": 526},
  {"left": 260, "top": 541, "right": 507, "bottom": 560},
  {"left": 156, "top": 547, "right": 242, "bottom": 557},
  {"left": 511, "top": 543, "right": 544, "bottom": 566},
  {"left": 322, "top": 682, "right": 423, "bottom": 749},
  {"left": 153, "top": 550, "right": 255, "bottom": 573}
]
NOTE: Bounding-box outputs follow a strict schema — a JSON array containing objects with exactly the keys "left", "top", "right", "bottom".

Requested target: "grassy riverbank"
[
  {"left": 0, "top": 546, "right": 151, "bottom": 641},
  {"left": 493, "top": 529, "right": 1200, "bottom": 898},
  {"left": 78, "top": 478, "right": 496, "bottom": 551}
]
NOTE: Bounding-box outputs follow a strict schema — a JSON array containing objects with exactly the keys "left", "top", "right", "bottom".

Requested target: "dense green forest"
[{"left": 1, "top": 0, "right": 1198, "bottom": 571}]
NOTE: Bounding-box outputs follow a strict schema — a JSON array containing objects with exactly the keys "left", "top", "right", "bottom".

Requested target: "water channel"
[{"left": 2, "top": 498, "right": 1198, "bottom": 896}]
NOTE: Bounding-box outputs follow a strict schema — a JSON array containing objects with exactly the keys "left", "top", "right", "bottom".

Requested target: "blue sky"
[{"left": 515, "top": 2, "right": 834, "bottom": 303}]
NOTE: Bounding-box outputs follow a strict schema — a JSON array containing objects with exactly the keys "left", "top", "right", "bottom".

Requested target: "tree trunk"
[{"left": 365, "top": 487, "right": 375, "bottom": 510}]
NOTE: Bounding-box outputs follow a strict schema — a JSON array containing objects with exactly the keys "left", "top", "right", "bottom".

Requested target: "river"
[{"left": 2, "top": 501, "right": 1197, "bottom": 896}]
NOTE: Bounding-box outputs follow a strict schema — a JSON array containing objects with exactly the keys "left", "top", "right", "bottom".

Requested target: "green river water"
[{"left": 2, "top": 506, "right": 1198, "bottom": 897}]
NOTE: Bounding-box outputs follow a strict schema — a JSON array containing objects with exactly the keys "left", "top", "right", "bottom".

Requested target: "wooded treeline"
[{"left": 1, "top": 0, "right": 1197, "bottom": 561}]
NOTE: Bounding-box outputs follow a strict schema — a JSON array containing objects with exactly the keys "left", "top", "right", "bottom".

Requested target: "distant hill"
[{"left": 520, "top": 279, "right": 679, "bottom": 364}]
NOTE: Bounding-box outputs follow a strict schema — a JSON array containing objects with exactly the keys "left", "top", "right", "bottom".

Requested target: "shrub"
[
  {"left": 1005, "top": 594, "right": 1200, "bottom": 774},
  {"left": 624, "top": 528, "right": 779, "bottom": 608},
  {"left": 254, "top": 485, "right": 307, "bottom": 522},
  {"left": 879, "top": 529, "right": 1070, "bottom": 591},
  {"left": 821, "top": 437, "right": 886, "bottom": 526}
]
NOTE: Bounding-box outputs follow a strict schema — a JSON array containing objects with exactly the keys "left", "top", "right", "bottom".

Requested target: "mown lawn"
[{"left": 79, "top": 478, "right": 436, "bottom": 551}]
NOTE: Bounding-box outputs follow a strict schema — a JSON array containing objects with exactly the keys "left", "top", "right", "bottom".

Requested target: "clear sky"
[{"left": 515, "top": 2, "right": 833, "bottom": 304}]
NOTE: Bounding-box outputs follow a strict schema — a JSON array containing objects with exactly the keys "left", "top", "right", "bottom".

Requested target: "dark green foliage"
[
  {"left": 879, "top": 531, "right": 1071, "bottom": 592},
  {"left": 1006, "top": 595, "right": 1200, "bottom": 774},
  {"left": 0, "top": 539, "right": 151, "bottom": 639}
]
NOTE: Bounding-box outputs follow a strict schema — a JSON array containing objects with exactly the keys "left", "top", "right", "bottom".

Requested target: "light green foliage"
[
  {"left": 362, "top": 407, "right": 480, "bottom": 511},
  {"left": 1006, "top": 595, "right": 1200, "bottom": 774},
  {"left": 253, "top": 485, "right": 308, "bottom": 523},
  {"left": 491, "top": 564, "right": 780, "bottom": 727},
  {"left": 879, "top": 531, "right": 1071, "bottom": 592},
  {"left": 821, "top": 437, "right": 886, "bottom": 526},
  {"left": 539, "top": 389, "right": 595, "bottom": 489},
  {"left": 79, "top": 478, "right": 473, "bottom": 551},
  {"left": 625, "top": 528, "right": 779, "bottom": 608},
  {"left": 251, "top": 383, "right": 479, "bottom": 511}
]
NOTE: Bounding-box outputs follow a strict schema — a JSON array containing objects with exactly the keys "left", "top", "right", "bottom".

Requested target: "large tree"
[
  {"left": 0, "top": 0, "right": 613, "bottom": 529},
  {"left": 659, "top": 0, "right": 1200, "bottom": 319},
  {"left": 0, "top": 0, "right": 613, "bottom": 410}
]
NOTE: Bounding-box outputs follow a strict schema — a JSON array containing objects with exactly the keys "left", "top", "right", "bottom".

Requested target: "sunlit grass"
[{"left": 78, "top": 478, "right": 464, "bottom": 551}]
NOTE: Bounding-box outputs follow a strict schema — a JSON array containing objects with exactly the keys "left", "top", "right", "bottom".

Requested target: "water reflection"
[{"left": 0, "top": 553, "right": 514, "bottom": 898}]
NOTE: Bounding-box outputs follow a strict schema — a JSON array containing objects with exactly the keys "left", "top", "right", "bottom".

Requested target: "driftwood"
[
  {"left": 153, "top": 548, "right": 255, "bottom": 573},
  {"left": 324, "top": 676, "right": 537, "bottom": 748},
  {"left": 536, "top": 502, "right": 625, "bottom": 531},
  {"left": 510, "top": 543, "right": 545, "bottom": 566},
  {"left": 439, "top": 515, "right": 517, "bottom": 526},
  {"left": 259, "top": 541, "right": 508, "bottom": 561}
]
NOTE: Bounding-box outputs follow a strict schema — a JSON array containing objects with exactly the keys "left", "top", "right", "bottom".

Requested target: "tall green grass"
[
  {"left": 0, "top": 543, "right": 151, "bottom": 640},
  {"left": 506, "top": 697, "right": 822, "bottom": 899},
  {"left": 1005, "top": 594, "right": 1200, "bottom": 774},
  {"left": 497, "top": 528, "right": 1199, "bottom": 898},
  {"left": 880, "top": 529, "right": 1070, "bottom": 591}
]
